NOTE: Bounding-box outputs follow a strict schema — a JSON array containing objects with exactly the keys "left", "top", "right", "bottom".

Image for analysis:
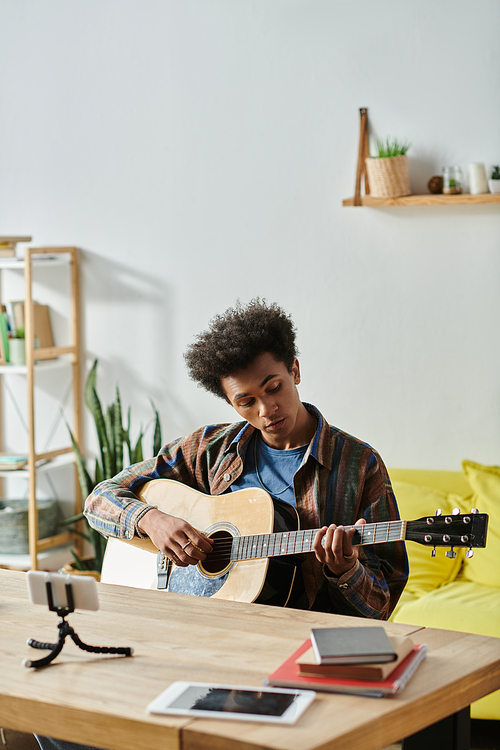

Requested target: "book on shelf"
[
  {"left": 266, "top": 639, "right": 428, "bottom": 698},
  {"left": 5, "top": 301, "right": 55, "bottom": 354},
  {"left": 0, "top": 455, "right": 28, "bottom": 470},
  {"left": 0, "top": 311, "right": 9, "bottom": 364},
  {"left": 296, "top": 634, "right": 414, "bottom": 681},
  {"left": 310, "top": 626, "right": 397, "bottom": 665},
  {"left": 0, "top": 236, "right": 31, "bottom": 257}
]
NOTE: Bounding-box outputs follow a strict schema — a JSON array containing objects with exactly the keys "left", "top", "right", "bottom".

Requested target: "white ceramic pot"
[
  {"left": 9, "top": 338, "right": 26, "bottom": 366},
  {"left": 488, "top": 179, "right": 500, "bottom": 194}
]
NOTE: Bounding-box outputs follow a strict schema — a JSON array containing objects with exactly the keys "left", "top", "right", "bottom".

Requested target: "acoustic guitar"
[{"left": 101, "top": 479, "right": 488, "bottom": 606}]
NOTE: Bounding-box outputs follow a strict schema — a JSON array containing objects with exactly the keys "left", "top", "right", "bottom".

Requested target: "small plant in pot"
[
  {"left": 60, "top": 359, "right": 162, "bottom": 577},
  {"left": 365, "top": 137, "right": 412, "bottom": 198},
  {"left": 488, "top": 165, "right": 500, "bottom": 194},
  {"left": 9, "top": 327, "right": 26, "bottom": 366}
]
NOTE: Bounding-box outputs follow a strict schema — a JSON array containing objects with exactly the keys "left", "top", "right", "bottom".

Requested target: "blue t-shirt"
[{"left": 229, "top": 433, "right": 307, "bottom": 507}]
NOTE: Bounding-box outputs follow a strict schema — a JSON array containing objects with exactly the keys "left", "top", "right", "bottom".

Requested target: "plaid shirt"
[{"left": 85, "top": 404, "right": 408, "bottom": 619}]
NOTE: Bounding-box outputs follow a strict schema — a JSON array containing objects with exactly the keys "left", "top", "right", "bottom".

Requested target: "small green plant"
[
  {"left": 61, "top": 359, "right": 162, "bottom": 573},
  {"left": 491, "top": 165, "right": 500, "bottom": 180},
  {"left": 373, "top": 137, "right": 410, "bottom": 158},
  {"left": 15, "top": 327, "right": 25, "bottom": 339}
]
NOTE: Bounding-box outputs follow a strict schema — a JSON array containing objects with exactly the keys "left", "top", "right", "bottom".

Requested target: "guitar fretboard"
[{"left": 227, "top": 520, "right": 407, "bottom": 562}]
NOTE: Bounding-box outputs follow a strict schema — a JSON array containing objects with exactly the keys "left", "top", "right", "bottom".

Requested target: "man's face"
[{"left": 220, "top": 352, "right": 309, "bottom": 450}]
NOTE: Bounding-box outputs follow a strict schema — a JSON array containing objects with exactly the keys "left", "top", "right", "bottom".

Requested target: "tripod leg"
[
  {"left": 23, "top": 632, "right": 66, "bottom": 669},
  {"left": 27, "top": 638, "right": 58, "bottom": 651},
  {"left": 69, "top": 630, "right": 133, "bottom": 657}
]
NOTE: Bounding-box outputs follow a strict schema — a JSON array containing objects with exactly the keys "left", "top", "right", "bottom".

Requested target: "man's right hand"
[{"left": 137, "top": 508, "right": 213, "bottom": 567}]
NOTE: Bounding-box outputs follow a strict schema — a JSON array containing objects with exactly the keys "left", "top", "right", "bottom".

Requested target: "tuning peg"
[
  {"left": 431, "top": 546, "right": 436, "bottom": 557},
  {"left": 471, "top": 508, "right": 479, "bottom": 514},
  {"left": 445, "top": 547, "right": 457, "bottom": 559},
  {"left": 435, "top": 509, "right": 442, "bottom": 516},
  {"left": 466, "top": 549, "right": 474, "bottom": 558},
  {"left": 452, "top": 508, "right": 461, "bottom": 515}
]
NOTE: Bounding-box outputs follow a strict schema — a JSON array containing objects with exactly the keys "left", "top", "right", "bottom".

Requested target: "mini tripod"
[{"left": 24, "top": 577, "right": 133, "bottom": 669}]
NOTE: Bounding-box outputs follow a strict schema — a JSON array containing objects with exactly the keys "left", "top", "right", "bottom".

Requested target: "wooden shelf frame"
[{"left": 0, "top": 246, "right": 83, "bottom": 569}]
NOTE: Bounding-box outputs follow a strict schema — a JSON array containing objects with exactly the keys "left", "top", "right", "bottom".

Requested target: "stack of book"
[
  {"left": 266, "top": 626, "right": 427, "bottom": 698},
  {"left": 0, "top": 455, "right": 28, "bottom": 471}
]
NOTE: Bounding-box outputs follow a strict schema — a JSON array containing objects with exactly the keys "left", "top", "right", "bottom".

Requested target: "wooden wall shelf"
[{"left": 343, "top": 193, "right": 500, "bottom": 207}]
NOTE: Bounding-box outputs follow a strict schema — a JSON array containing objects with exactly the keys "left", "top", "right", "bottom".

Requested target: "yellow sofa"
[{"left": 388, "top": 462, "right": 500, "bottom": 720}]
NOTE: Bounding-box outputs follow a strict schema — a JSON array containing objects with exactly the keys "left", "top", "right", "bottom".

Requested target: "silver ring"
[
  {"left": 182, "top": 540, "right": 192, "bottom": 550},
  {"left": 344, "top": 551, "right": 355, "bottom": 559}
]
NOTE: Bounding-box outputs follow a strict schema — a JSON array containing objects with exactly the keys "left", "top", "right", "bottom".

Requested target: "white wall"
[{"left": 1, "top": 0, "right": 499, "bottom": 474}]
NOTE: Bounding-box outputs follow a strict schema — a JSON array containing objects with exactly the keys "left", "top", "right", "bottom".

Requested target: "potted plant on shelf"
[
  {"left": 488, "top": 165, "right": 500, "bottom": 194},
  {"left": 9, "top": 328, "right": 26, "bottom": 366},
  {"left": 365, "top": 137, "right": 412, "bottom": 198},
  {"left": 60, "top": 359, "right": 162, "bottom": 578}
]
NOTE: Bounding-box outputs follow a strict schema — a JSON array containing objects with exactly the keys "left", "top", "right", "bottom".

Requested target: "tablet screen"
[{"left": 170, "top": 686, "right": 295, "bottom": 716}]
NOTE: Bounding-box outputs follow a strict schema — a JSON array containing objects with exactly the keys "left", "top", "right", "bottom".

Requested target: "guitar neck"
[{"left": 230, "top": 520, "right": 407, "bottom": 562}]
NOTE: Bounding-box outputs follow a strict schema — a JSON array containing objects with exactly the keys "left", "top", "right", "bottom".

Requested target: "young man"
[{"left": 85, "top": 299, "right": 408, "bottom": 619}]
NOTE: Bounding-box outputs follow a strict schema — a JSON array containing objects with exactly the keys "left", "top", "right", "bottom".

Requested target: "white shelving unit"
[{"left": 0, "top": 247, "right": 83, "bottom": 570}]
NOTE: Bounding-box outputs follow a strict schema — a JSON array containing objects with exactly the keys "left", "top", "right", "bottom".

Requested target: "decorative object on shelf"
[
  {"left": 427, "top": 175, "right": 443, "bottom": 194},
  {"left": 488, "top": 165, "right": 500, "bottom": 194},
  {"left": 442, "top": 166, "right": 463, "bottom": 195},
  {"left": 8, "top": 329, "right": 26, "bottom": 366},
  {"left": 0, "top": 454, "right": 28, "bottom": 470},
  {"left": 61, "top": 358, "right": 163, "bottom": 575},
  {"left": 0, "top": 236, "right": 32, "bottom": 258},
  {"left": 0, "top": 498, "right": 61, "bottom": 554},
  {"left": 365, "top": 137, "right": 412, "bottom": 198},
  {"left": 468, "top": 162, "right": 489, "bottom": 195}
]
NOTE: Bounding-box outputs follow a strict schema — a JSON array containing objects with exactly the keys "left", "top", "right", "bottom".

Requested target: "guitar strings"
[{"left": 190, "top": 520, "right": 405, "bottom": 563}]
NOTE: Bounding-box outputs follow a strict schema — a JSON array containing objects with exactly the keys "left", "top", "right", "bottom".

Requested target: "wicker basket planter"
[
  {"left": 62, "top": 558, "right": 101, "bottom": 581},
  {"left": 0, "top": 498, "right": 61, "bottom": 554},
  {"left": 365, "top": 154, "right": 412, "bottom": 197}
]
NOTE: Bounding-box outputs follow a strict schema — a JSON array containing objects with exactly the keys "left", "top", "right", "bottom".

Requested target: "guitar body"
[{"left": 101, "top": 480, "right": 300, "bottom": 605}]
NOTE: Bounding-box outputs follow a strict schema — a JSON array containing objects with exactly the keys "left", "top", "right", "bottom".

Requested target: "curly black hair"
[{"left": 184, "top": 299, "right": 298, "bottom": 399}]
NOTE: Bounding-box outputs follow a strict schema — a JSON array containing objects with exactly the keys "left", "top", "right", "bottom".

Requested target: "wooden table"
[{"left": 1, "top": 569, "right": 499, "bottom": 750}]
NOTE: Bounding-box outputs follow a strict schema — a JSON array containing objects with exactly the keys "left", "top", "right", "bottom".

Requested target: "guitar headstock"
[{"left": 405, "top": 508, "right": 488, "bottom": 558}]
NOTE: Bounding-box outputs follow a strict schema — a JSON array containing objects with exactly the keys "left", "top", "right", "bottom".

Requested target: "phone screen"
[{"left": 170, "top": 686, "right": 296, "bottom": 717}]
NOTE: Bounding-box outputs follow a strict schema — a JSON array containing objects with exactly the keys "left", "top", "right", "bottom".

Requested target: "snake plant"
[{"left": 62, "top": 359, "right": 162, "bottom": 572}]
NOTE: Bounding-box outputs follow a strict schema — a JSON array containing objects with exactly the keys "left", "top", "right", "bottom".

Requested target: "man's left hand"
[{"left": 313, "top": 519, "right": 366, "bottom": 577}]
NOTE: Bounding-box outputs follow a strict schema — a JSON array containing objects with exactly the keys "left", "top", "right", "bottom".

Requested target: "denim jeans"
[{"left": 34, "top": 736, "right": 102, "bottom": 750}]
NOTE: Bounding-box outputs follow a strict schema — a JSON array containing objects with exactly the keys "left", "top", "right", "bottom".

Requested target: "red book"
[{"left": 265, "top": 639, "right": 428, "bottom": 698}]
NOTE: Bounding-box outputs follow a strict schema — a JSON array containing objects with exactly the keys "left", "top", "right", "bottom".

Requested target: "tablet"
[{"left": 146, "top": 681, "right": 315, "bottom": 724}]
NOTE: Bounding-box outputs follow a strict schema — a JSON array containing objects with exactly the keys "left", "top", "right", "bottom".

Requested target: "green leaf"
[
  {"left": 68, "top": 424, "right": 95, "bottom": 500},
  {"left": 124, "top": 406, "right": 133, "bottom": 464},
  {"left": 70, "top": 550, "right": 86, "bottom": 571},
  {"left": 84, "top": 359, "right": 99, "bottom": 413},
  {"left": 373, "top": 136, "right": 410, "bottom": 158},
  {"left": 87, "top": 384, "right": 112, "bottom": 477},
  {"left": 105, "top": 403, "right": 116, "bottom": 475},
  {"left": 151, "top": 400, "right": 162, "bottom": 456},
  {"left": 114, "top": 387, "right": 124, "bottom": 473},
  {"left": 130, "top": 429, "right": 144, "bottom": 464}
]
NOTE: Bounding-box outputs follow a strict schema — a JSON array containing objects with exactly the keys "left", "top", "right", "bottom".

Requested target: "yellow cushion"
[
  {"left": 392, "top": 580, "right": 500, "bottom": 720},
  {"left": 461, "top": 460, "right": 500, "bottom": 588},
  {"left": 391, "top": 481, "right": 465, "bottom": 598},
  {"left": 389, "top": 468, "right": 470, "bottom": 497}
]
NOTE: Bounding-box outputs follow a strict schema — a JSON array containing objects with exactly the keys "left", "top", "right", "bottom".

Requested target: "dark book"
[
  {"left": 266, "top": 639, "right": 428, "bottom": 698},
  {"left": 310, "top": 626, "right": 397, "bottom": 665},
  {"left": 297, "top": 634, "right": 414, "bottom": 681}
]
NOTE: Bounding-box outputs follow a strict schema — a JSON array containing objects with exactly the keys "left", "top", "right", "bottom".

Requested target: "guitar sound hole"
[{"left": 203, "top": 530, "right": 233, "bottom": 574}]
